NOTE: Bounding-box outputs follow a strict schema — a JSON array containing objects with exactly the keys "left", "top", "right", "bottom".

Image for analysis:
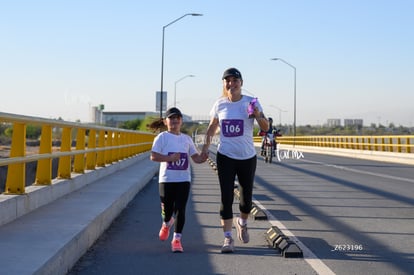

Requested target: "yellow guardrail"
[
  {"left": 254, "top": 135, "right": 413, "bottom": 153},
  {"left": 0, "top": 112, "right": 155, "bottom": 195}
]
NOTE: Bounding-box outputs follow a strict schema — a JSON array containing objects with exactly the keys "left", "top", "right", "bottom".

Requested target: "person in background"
[
  {"left": 258, "top": 117, "right": 281, "bottom": 156},
  {"left": 201, "top": 68, "right": 269, "bottom": 253},
  {"left": 150, "top": 107, "right": 208, "bottom": 253}
]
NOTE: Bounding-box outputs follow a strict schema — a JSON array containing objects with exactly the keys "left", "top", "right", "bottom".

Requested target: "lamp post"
[
  {"left": 160, "top": 13, "right": 203, "bottom": 118},
  {"left": 271, "top": 58, "right": 297, "bottom": 140},
  {"left": 174, "top": 74, "right": 195, "bottom": 107}
]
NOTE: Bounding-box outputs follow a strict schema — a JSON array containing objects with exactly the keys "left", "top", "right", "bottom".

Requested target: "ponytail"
[{"left": 147, "top": 117, "right": 166, "bottom": 133}]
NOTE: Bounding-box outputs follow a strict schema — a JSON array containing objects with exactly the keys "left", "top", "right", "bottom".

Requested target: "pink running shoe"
[
  {"left": 159, "top": 217, "right": 175, "bottom": 241},
  {"left": 171, "top": 239, "right": 184, "bottom": 253}
]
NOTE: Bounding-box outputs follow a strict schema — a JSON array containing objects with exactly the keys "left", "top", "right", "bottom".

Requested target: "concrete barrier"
[
  {"left": 0, "top": 153, "right": 159, "bottom": 275},
  {"left": 0, "top": 153, "right": 154, "bottom": 227}
]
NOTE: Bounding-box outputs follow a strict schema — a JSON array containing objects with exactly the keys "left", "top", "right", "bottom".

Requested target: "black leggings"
[
  {"left": 216, "top": 152, "right": 257, "bottom": 220},
  {"left": 159, "top": 181, "right": 190, "bottom": 234}
]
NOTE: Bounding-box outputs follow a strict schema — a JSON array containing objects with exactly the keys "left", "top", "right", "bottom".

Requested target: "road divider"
[{"left": 265, "top": 226, "right": 303, "bottom": 258}]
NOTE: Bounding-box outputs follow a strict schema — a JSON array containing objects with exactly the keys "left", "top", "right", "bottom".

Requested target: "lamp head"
[{"left": 190, "top": 13, "right": 203, "bottom": 16}]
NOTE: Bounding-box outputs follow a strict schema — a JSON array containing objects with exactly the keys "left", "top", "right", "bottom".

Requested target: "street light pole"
[
  {"left": 174, "top": 74, "right": 195, "bottom": 107},
  {"left": 160, "top": 13, "right": 203, "bottom": 118},
  {"left": 271, "top": 58, "right": 297, "bottom": 140}
]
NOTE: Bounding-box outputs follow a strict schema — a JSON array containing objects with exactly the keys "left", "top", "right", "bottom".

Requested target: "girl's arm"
[{"left": 151, "top": 151, "right": 180, "bottom": 163}]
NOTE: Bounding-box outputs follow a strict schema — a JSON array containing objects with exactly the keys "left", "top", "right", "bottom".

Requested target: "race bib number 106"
[{"left": 222, "top": 119, "right": 244, "bottom": 137}]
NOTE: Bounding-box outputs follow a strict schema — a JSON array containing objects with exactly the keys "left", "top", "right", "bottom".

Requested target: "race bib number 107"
[
  {"left": 222, "top": 119, "right": 244, "bottom": 137},
  {"left": 167, "top": 152, "right": 188, "bottom": 170}
]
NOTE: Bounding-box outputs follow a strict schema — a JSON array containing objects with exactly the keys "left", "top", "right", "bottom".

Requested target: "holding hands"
[{"left": 193, "top": 151, "right": 208, "bottom": 164}]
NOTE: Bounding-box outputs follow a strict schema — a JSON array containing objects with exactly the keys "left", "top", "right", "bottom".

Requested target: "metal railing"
[
  {"left": 0, "top": 112, "right": 155, "bottom": 194},
  {"left": 254, "top": 135, "right": 413, "bottom": 153}
]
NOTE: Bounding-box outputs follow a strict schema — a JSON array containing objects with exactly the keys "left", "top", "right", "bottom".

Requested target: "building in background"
[
  {"left": 90, "top": 104, "right": 105, "bottom": 124},
  {"left": 101, "top": 111, "right": 158, "bottom": 127},
  {"left": 327, "top": 119, "right": 341, "bottom": 127},
  {"left": 344, "top": 119, "right": 363, "bottom": 127},
  {"left": 90, "top": 105, "right": 193, "bottom": 127},
  {"left": 326, "top": 118, "right": 364, "bottom": 127}
]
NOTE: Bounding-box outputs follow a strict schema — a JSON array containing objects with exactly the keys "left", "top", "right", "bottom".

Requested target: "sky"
[{"left": 1, "top": 0, "right": 413, "bottom": 127}]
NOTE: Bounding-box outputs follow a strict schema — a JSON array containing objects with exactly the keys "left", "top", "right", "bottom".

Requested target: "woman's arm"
[
  {"left": 201, "top": 117, "right": 219, "bottom": 155},
  {"left": 253, "top": 108, "right": 269, "bottom": 132}
]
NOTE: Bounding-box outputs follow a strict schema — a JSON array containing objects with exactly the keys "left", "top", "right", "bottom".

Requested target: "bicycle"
[{"left": 263, "top": 133, "right": 275, "bottom": 163}]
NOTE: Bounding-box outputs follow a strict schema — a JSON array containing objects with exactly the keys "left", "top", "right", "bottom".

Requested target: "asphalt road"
[{"left": 68, "top": 148, "right": 414, "bottom": 275}]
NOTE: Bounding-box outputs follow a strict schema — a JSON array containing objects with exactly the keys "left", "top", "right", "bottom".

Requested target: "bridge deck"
[{"left": 67, "top": 156, "right": 313, "bottom": 275}]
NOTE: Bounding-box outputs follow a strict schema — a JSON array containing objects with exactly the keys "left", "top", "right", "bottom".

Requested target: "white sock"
[
  {"left": 165, "top": 217, "right": 174, "bottom": 226},
  {"left": 239, "top": 218, "right": 247, "bottom": 227},
  {"left": 173, "top": 233, "right": 182, "bottom": 240}
]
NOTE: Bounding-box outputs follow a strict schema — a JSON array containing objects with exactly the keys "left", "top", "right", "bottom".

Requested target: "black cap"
[
  {"left": 222, "top": 67, "right": 242, "bottom": 80},
  {"left": 165, "top": 107, "right": 182, "bottom": 118}
]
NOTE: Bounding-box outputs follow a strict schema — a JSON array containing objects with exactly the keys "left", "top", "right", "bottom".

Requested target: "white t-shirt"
[
  {"left": 151, "top": 131, "right": 198, "bottom": 183},
  {"left": 209, "top": 95, "right": 263, "bottom": 160}
]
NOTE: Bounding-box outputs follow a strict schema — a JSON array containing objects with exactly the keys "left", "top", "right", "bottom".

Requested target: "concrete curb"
[
  {"left": 0, "top": 153, "right": 151, "bottom": 227},
  {"left": 0, "top": 153, "right": 159, "bottom": 275}
]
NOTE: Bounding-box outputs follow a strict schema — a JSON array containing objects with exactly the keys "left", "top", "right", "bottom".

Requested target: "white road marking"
[
  {"left": 301, "top": 159, "right": 414, "bottom": 183},
  {"left": 253, "top": 199, "right": 336, "bottom": 275}
]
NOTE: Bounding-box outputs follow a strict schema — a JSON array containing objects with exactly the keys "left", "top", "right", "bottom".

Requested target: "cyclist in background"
[{"left": 259, "top": 117, "right": 280, "bottom": 156}]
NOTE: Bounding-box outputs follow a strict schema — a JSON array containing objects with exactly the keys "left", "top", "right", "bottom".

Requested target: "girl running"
[{"left": 150, "top": 107, "right": 207, "bottom": 253}]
